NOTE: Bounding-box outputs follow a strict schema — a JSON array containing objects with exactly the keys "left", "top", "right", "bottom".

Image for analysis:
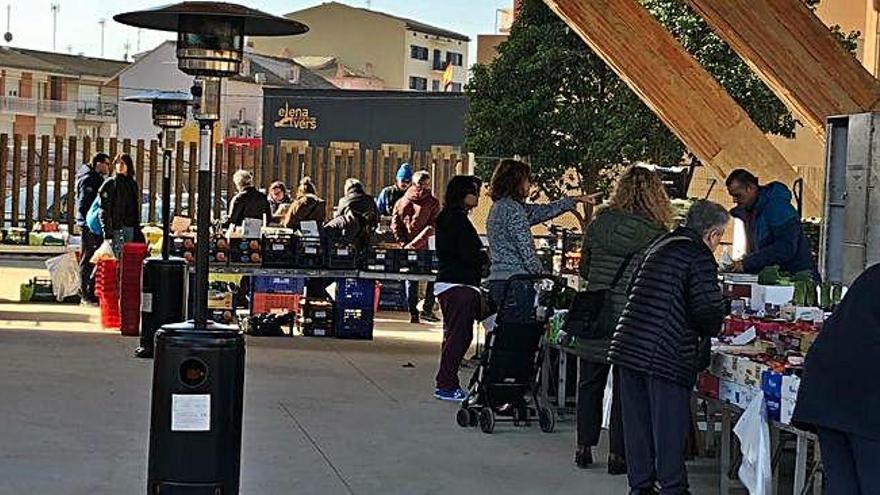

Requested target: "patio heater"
[
  {"left": 114, "top": 4, "right": 308, "bottom": 493},
  {"left": 123, "top": 91, "right": 191, "bottom": 360}
]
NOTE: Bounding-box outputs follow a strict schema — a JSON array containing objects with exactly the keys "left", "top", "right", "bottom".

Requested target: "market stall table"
[{"left": 542, "top": 341, "right": 823, "bottom": 495}]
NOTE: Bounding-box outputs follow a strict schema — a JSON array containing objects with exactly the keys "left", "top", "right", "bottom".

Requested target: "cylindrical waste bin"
[
  {"left": 136, "top": 257, "right": 188, "bottom": 359},
  {"left": 147, "top": 321, "right": 245, "bottom": 494}
]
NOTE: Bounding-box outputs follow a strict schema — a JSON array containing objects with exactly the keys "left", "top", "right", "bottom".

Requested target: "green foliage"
[{"left": 464, "top": 0, "right": 857, "bottom": 196}]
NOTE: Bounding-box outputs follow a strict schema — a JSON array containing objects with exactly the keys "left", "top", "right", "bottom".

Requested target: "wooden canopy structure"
[
  {"left": 543, "top": 0, "right": 822, "bottom": 213},
  {"left": 685, "top": 0, "right": 880, "bottom": 141}
]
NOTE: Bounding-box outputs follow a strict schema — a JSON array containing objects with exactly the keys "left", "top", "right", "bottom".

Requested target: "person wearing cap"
[{"left": 376, "top": 163, "right": 413, "bottom": 217}]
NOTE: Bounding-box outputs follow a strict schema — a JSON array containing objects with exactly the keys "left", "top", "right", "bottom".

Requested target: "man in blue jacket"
[
  {"left": 725, "top": 169, "right": 818, "bottom": 279},
  {"left": 376, "top": 163, "right": 413, "bottom": 217},
  {"left": 75, "top": 152, "right": 110, "bottom": 304}
]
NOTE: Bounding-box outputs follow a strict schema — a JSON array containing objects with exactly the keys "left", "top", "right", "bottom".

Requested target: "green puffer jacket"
[{"left": 575, "top": 208, "right": 667, "bottom": 362}]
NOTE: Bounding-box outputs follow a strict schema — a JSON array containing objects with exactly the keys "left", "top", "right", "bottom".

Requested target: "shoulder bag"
[{"left": 563, "top": 252, "right": 635, "bottom": 340}]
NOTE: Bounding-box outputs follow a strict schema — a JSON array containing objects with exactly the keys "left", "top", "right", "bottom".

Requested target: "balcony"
[
  {"left": 76, "top": 100, "right": 118, "bottom": 121},
  {"left": 38, "top": 99, "right": 78, "bottom": 118},
  {"left": 0, "top": 96, "right": 37, "bottom": 115}
]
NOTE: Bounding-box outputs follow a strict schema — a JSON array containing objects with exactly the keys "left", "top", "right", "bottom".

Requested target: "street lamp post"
[
  {"left": 124, "top": 91, "right": 191, "bottom": 360},
  {"left": 114, "top": 4, "right": 307, "bottom": 493}
]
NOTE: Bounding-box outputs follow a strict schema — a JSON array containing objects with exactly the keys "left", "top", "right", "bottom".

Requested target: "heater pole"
[
  {"left": 161, "top": 145, "right": 172, "bottom": 261},
  {"left": 193, "top": 121, "right": 212, "bottom": 327}
]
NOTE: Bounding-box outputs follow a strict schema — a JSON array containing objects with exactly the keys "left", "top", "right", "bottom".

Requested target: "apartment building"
[
  {"left": 0, "top": 47, "right": 127, "bottom": 139},
  {"left": 250, "top": 2, "right": 470, "bottom": 92},
  {"left": 117, "top": 41, "right": 333, "bottom": 145}
]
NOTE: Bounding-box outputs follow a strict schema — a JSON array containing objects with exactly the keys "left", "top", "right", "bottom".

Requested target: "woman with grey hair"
[
  {"left": 323, "top": 178, "right": 379, "bottom": 250},
  {"left": 223, "top": 169, "right": 272, "bottom": 229}
]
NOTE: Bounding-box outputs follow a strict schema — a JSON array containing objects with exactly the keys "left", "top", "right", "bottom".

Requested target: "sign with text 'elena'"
[{"left": 274, "top": 102, "right": 317, "bottom": 130}]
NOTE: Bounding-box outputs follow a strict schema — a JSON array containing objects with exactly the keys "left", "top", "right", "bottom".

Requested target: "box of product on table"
[
  {"left": 326, "top": 239, "right": 358, "bottom": 269},
  {"left": 229, "top": 237, "right": 263, "bottom": 266},
  {"left": 295, "top": 236, "right": 324, "bottom": 268},
  {"left": 261, "top": 233, "right": 296, "bottom": 268},
  {"left": 396, "top": 249, "right": 434, "bottom": 274},
  {"left": 169, "top": 235, "right": 196, "bottom": 263},
  {"left": 252, "top": 276, "right": 304, "bottom": 294},
  {"left": 208, "top": 234, "right": 230, "bottom": 265},
  {"left": 364, "top": 245, "right": 399, "bottom": 272}
]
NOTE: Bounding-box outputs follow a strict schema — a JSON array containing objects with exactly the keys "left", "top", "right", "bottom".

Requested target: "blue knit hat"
[{"left": 396, "top": 163, "right": 413, "bottom": 181}]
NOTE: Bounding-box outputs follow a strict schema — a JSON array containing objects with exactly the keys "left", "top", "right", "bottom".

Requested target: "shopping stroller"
[{"left": 456, "top": 274, "right": 563, "bottom": 434}]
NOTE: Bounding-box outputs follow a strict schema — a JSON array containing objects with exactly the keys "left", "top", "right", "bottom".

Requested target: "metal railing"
[
  {"left": 37, "top": 99, "right": 78, "bottom": 117},
  {"left": 76, "top": 100, "right": 118, "bottom": 120},
  {"left": 0, "top": 96, "right": 37, "bottom": 115}
]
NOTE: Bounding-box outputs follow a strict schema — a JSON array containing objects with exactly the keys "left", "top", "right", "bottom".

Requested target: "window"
[
  {"left": 432, "top": 49, "right": 443, "bottom": 70},
  {"left": 431, "top": 80, "right": 440, "bottom": 92},
  {"left": 409, "top": 76, "right": 427, "bottom": 91},
  {"left": 410, "top": 45, "right": 428, "bottom": 60},
  {"left": 446, "top": 51, "right": 464, "bottom": 67},
  {"left": 450, "top": 82, "right": 462, "bottom": 92}
]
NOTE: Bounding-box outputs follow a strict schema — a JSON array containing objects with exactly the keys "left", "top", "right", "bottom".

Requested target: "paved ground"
[{"left": 0, "top": 258, "right": 729, "bottom": 494}]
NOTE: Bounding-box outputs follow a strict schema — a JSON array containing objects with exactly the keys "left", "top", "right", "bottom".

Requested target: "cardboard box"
[
  {"left": 765, "top": 396, "right": 781, "bottom": 422},
  {"left": 782, "top": 375, "right": 801, "bottom": 402},
  {"left": 697, "top": 372, "right": 720, "bottom": 399},
  {"left": 710, "top": 352, "right": 738, "bottom": 381},
  {"left": 780, "top": 397, "right": 797, "bottom": 425},
  {"left": 720, "top": 380, "right": 758, "bottom": 410}
]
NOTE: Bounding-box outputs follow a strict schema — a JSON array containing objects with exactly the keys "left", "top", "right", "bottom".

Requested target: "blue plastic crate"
[
  {"left": 252, "top": 276, "right": 305, "bottom": 294},
  {"left": 335, "top": 278, "right": 376, "bottom": 310},
  {"left": 335, "top": 307, "right": 374, "bottom": 339}
]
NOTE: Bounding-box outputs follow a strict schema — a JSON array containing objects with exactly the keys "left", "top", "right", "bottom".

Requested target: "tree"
[{"left": 465, "top": 0, "right": 857, "bottom": 196}]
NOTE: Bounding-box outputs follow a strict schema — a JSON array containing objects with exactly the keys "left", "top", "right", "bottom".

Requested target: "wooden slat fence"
[{"left": 0, "top": 134, "right": 463, "bottom": 230}]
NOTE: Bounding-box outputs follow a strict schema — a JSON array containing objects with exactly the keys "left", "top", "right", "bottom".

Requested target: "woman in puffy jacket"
[
  {"left": 98, "top": 153, "right": 141, "bottom": 256},
  {"left": 574, "top": 165, "right": 671, "bottom": 472},
  {"left": 282, "top": 177, "right": 326, "bottom": 232}
]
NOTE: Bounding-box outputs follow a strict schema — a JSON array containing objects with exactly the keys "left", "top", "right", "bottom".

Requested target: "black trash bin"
[
  {"left": 138, "top": 257, "right": 188, "bottom": 358},
  {"left": 147, "top": 321, "right": 245, "bottom": 494}
]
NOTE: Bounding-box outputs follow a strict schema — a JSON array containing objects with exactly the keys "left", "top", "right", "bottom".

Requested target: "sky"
[{"left": 1, "top": 0, "right": 512, "bottom": 63}]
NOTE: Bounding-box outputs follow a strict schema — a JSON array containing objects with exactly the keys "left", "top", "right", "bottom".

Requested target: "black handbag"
[{"left": 563, "top": 252, "right": 635, "bottom": 340}]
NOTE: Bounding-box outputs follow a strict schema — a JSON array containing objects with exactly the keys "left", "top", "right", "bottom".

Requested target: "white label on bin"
[
  {"left": 306, "top": 247, "right": 317, "bottom": 254},
  {"left": 272, "top": 243, "right": 284, "bottom": 251},
  {"left": 337, "top": 248, "right": 350, "bottom": 256},
  {"left": 171, "top": 394, "right": 211, "bottom": 432},
  {"left": 314, "top": 328, "right": 326, "bottom": 336},
  {"left": 315, "top": 311, "right": 326, "bottom": 318},
  {"left": 141, "top": 293, "right": 153, "bottom": 313}
]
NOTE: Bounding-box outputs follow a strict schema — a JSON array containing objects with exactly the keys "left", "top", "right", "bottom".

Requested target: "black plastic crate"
[
  {"left": 326, "top": 240, "right": 358, "bottom": 269},
  {"left": 364, "top": 246, "right": 398, "bottom": 272},
  {"left": 397, "top": 249, "right": 432, "bottom": 274},
  {"left": 295, "top": 236, "right": 324, "bottom": 268},
  {"left": 262, "top": 234, "right": 296, "bottom": 268},
  {"left": 378, "top": 281, "right": 408, "bottom": 311},
  {"left": 229, "top": 238, "right": 263, "bottom": 266},
  {"left": 208, "top": 234, "right": 230, "bottom": 266},
  {"left": 300, "top": 321, "right": 334, "bottom": 337},
  {"left": 169, "top": 235, "right": 196, "bottom": 263},
  {"left": 335, "top": 307, "right": 374, "bottom": 340},
  {"left": 300, "top": 299, "right": 334, "bottom": 324}
]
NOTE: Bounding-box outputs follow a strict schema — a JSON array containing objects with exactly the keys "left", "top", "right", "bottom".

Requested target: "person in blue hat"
[{"left": 376, "top": 163, "right": 413, "bottom": 216}]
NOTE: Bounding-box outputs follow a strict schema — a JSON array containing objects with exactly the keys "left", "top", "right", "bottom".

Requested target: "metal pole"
[
  {"left": 161, "top": 146, "right": 172, "bottom": 261},
  {"left": 193, "top": 121, "right": 212, "bottom": 327}
]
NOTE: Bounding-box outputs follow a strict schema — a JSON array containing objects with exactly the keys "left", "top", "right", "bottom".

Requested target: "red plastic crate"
[
  {"left": 251, "top": 293, "right": 301, "bottom": 315},
  {"left": 119, "top": 243, "right": 148, "bottom": 336}
]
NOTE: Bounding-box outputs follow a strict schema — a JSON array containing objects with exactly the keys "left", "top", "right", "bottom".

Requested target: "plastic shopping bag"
[
  {"left": 601, "top": 369, "right": 614, "bottom": 429},
  {"left": 90, "top": 240, "right": 116, "bottom": 264},
  {"left": 45, "top": 252, "right": 81, "bottom": 302},
  {"left": 734, "top": 394, "right": 772, "bottom": 495}
]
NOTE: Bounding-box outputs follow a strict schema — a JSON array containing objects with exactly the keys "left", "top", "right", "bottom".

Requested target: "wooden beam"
[
  {"left": 543, "top": 0, "right": 820, "bottom": 213},
  {"left": 686, "top": 0, "right": 880, "bottom": 139}
]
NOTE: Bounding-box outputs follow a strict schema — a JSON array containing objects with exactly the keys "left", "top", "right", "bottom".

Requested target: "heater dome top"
[{"left": 113, "top": 2, "right": 308, "bottom": 37}]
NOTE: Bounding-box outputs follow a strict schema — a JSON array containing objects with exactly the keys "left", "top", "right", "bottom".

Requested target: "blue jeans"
[{"left": 111, "top": 227, "right": 134, "bottom": 258}]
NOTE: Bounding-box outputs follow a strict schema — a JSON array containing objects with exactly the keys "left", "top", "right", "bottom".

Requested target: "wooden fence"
[{"left": 0, "top": 134, "right": 465, "bottom": 231}]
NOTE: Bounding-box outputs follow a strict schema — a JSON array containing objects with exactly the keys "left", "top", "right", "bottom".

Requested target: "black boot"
[
  {"left": 574, "top": 445, "right": 593, "bottom": 468},
  {"left": 607, "top": 453, "right": 627, "bottom": 475}
]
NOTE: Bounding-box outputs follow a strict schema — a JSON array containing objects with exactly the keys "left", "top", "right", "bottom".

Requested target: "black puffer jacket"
[
  {"left": 225, "top": 187, "right": 272, "bottom": 228},
  {"left": 609, "top": 227, "right": 724, "bottom": 387},
  {"left": 98, "top": 174, "right": 141, "bottom": 240}
]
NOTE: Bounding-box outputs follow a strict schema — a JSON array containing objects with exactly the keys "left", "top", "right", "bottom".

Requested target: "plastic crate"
[
  {"left": 300, "top": 299, "right": 334, "bottom": 324},
  {"left": 364, "top": 246, "right": 398, "bottom": 272},
  {"left": 169, "top": 235, "right": 196, "bottom": 264},
  {"left": 210, "top": 308, "right": 236, "bottom": 325},
  {"left": 378, "top": 281, "right": 408, "bottom": 311},
  {"left": 326, "top": 240, "right": 358, "bottom": 269},
  {"left": 335, "top": 307, "right": 374, "bottom": 340},
  {"left": 295, "top": 236, "right": 324, "bottom": 268},
  {"left": 209, "top": 234, "right": 230, "bottom": 266},
  {"left": 300, "top": 321, "right": 334, "bottom": 337},
  {"left": 335, "top": 278, "right": 376, "bottom": 309},
  {"left": 230, "top": 238, "right": 263, "bottom": 265},
  {"left": 262, "top": 234, "right": 296, "bottom": 268},
  {"left": 251, "top": 292, "right": 301, "bottom": 315},
  {"left": 397, "top": 249, "right": 431, "bottom": 274},
  {"left": 252, "top": 276, "right": 304, "bottom": 294}
]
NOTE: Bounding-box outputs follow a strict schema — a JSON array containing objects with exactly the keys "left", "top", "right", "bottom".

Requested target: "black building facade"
[{"left": 261, "top": 88, "right": 468, "bottom": 152}]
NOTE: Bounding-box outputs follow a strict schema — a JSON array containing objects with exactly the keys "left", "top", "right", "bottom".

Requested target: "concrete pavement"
[{"left": 0, "top": 260, "right": 730, "bottom": 494}]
